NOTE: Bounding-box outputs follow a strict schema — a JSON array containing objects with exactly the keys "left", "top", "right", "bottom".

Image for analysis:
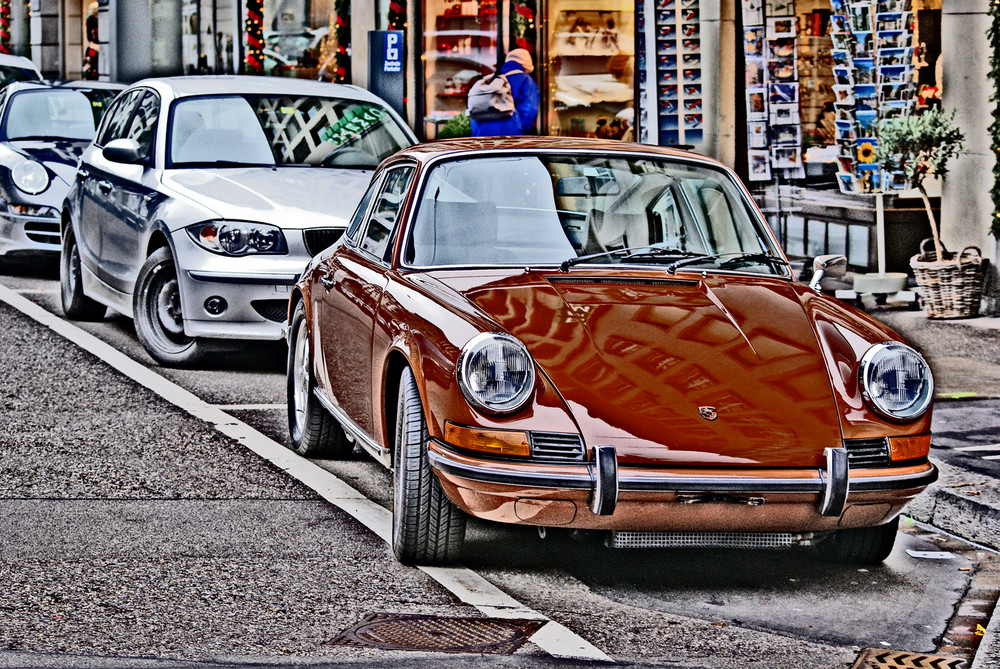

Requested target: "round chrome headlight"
[
  {"left": 859, "top": 341, "right": 934, "bottom": 421},
  {"left": 457, "top": 332, "right": 536, "bottom": 414},
  {"left": 11, "top": 160, "right": 50, "bottom": 195}
]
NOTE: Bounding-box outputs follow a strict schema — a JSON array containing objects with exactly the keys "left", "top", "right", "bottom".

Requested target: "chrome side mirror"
[{"left": 809, "top": 255, "right": 847, "bottom": 292}]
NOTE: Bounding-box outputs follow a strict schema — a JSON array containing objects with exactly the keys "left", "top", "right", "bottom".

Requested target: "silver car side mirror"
[
  {"left": 809, "top": 255, "right": 847, "bottom": 292},
  {"left": 103, "top": 138, "right": 144, "bottom": 165}
]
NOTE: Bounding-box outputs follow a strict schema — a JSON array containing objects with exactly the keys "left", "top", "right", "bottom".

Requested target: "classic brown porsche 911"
[{"left": 285, "top": 138, "right": 936, "bottom": 566}]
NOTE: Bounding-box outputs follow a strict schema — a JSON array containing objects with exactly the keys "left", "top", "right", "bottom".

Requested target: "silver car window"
[{"left": 167, "top": 94, "right": 412, "bottom": 168}]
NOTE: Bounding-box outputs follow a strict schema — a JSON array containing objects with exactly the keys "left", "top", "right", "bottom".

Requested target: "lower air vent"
[
  {"left": 304, "top": 228, "right": 344, "bottom": 256},
  {"left": 529, "top": 432, "right": 586, "bottom": 461},
  {"left": 23, "top": 219, "right": 60, "bottom": 245},
  {"left": 610, "top": 531, "right": 815, "bottom": 549},
  {"left": 844, "top": 437, "right": 891, "bottom": 468},
  {"left": 251, "top": 299, "right": 288, "bottom": 323}
]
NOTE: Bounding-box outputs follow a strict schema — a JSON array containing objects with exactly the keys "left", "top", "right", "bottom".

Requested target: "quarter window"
[{"left": 359, "top": 166, "right": 414, "bottom": 262}]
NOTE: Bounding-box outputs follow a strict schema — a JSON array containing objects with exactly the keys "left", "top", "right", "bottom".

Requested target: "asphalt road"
[{"left": 0, "top": 257, "right": 995, "bottom": 668}]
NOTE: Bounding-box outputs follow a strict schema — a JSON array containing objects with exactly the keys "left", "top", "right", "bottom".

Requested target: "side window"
[
  {"left": 97, "top": 89, "right": 142, "bottom": 146},
  {"left": 345, "top": 175, "right": 382, "bottom": 243},
  {"left": 125, "top": 91, "right": 159, "bottom": 162},
  {"left": 359, "top": 166, "right": 415, "bottom": 261}
]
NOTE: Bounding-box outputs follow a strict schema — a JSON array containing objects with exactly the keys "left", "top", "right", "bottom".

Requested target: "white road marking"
[
  {"left": 212, "top": 404, "right": 286, "bottom": 410},
  {"left": 0, "top": 283, "right": 612, "bottom": 663},
  {"left": 14, "top": 288, "right": 60, "bottom": 294},
  {"left": 954, "top": 444, "right": 1000, "bottom": 452},
  {"left": 984, "top": 455, "right": 1000, "bottom": 461}
]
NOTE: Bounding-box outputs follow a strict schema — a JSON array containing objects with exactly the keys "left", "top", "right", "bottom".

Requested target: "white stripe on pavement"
[
  {"left": 954, "top": 444, "right": 1000, "bottom": 452},
  {"left": 0, "top": 283, "right": 612, "bottom": 663}
]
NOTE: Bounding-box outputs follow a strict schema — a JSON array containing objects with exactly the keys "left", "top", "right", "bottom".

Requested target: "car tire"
[
  {"left": 287, "top": 300, "right": 352, "bottom": 458},
  {"left": 813, "top": 516, "right": 898, "bottom": 565},
  {"left": 392, "top": 366, "right": 466, "bottom": 565},
  {"left": 60, "top": 225, "right": 106, "bottom": 321},
  {"left": 133, "top": 247, "right": 204, "bottom": 367}
]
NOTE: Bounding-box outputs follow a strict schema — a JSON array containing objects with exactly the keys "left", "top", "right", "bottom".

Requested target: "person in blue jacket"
[{"left": 471, "top": 48, "right": 540, "bottom": 137}]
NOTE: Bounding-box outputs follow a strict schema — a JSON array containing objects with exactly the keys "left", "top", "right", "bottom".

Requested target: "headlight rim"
[
  {"left": 11, "top": 159, "right": 50, "bottom": 195},
  {"left": 185, "top": 220, "right": 288, "bottom": 257},
  {"left": 457, "top": 331, "right": 536, "bottom": 415},
  {"left": 858, "top": 340, "right": 934, "bottom": 422}
]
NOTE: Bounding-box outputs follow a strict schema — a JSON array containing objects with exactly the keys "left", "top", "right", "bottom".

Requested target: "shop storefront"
[
  {"left": 181, "top": 0, "right": 237, "bottom": 74},
  {"left": 419, "top": 0, "right": 637, "bottom": 139}
]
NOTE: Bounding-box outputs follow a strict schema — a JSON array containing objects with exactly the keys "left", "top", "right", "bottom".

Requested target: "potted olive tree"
[{"left": 877, "top": 108, "right": 983, "bottom": 318}]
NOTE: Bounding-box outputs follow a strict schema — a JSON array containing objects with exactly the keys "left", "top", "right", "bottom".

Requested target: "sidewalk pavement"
[{"left": 862, "top": 301, "right": 1000, "bottom": 669}]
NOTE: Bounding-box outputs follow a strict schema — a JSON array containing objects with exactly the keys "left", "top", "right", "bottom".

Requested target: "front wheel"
[
  {"left": 60, "top": 225, "right": 106, "bottom": 321},
  {"left": 392, "top": 366, "right": 466, "bottom": 565},
  {"left": 286, "top": 300, "right": 352, "bottom": 458},
  {"left": 132, "top": 247, "right": 204, "bottom": 366},
  {"left": 813, "top": 516, "right": 898, "bottom": 565}
]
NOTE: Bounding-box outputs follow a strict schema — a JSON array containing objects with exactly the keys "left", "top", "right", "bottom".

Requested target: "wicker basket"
[{"left": 910, "top": 239, "right": 984, "bottom": 319}]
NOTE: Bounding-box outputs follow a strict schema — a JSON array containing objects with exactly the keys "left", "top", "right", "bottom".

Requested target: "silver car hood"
[{"left": 159, "top": 166, "right": 373, "bottom": 230}]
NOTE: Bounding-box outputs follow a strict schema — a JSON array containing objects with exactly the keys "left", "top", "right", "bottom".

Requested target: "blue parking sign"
[{"left": 384, "top": 31, "right": 402, "bottom": 73}]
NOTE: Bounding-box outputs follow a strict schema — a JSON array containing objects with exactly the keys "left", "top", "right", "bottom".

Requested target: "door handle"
[
  {"left": 98, "top": 180, "right": 112, "bottom": 194},
  {"left": 319, "top": 272, "right": 335, "bottom": 289}
]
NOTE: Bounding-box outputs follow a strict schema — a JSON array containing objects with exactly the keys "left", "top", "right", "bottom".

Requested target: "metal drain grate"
[
  {"left": 330, "top": 612, "right": 544, "bottom": 654},
  {"left": 610, "top": 531, "right": 813, "bottom": 549},
  {"left": 851, "top": 647, "right": 966, "bottom": 668}
]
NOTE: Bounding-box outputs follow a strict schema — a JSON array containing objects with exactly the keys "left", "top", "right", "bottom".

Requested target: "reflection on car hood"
[
  {"left": 6, "top": 140, "right": 90, "bottom": 188},
  {"left": 435, "top": 270, "right": 843, "bottom": 468},
  {"left": 160, "top": 166, "right": 373, "bottom": 229}
]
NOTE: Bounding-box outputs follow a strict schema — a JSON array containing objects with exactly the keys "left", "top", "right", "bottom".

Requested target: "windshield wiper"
[
  {"left": 560, "top": 246, "right": 705, "bottom": 272},
  {"left": 666, "top": 252, "right": 790, "bottom": 274}
]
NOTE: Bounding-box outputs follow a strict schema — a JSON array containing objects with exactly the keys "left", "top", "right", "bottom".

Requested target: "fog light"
[{"left": 204, "top": 296, "right": 227, "bottom": 316}]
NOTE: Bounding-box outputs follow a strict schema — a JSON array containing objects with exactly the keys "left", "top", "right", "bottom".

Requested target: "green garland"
[{"left": 991, "top": 0, "right": 1000, "bottom": 236}]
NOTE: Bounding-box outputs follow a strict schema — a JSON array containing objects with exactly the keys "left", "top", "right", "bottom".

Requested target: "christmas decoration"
[
  {"left": 244, "top": 0, "right": 264, "bottom": 74},
  {"left": 0, "top": 0, "right": 11, "bottom": 55},
  {"left": 388, "top": 0, "right": 405, "bottom": 31},
  {"left": 332, "top": 0, "right": 351, "bottom": 82}
]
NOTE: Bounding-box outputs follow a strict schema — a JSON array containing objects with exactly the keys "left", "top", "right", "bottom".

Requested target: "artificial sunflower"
[{"left": 857, "top": 141, "right": 877, "bottom": 163}]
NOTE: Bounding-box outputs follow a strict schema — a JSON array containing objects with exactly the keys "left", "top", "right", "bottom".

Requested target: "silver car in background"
[{"left": 60, "top": 76, "right": 415, "bottom": 366}]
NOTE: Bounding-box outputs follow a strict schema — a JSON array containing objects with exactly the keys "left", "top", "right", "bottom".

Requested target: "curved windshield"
[
  {"left": 3, "top": 89, "right": 113, "bottom": 141},
  {"left": 405, "top": 154, "right": 787, "bottom": 276},
  {"left": 168, "top": 94, "right": 412, "bottom": 169},
  {"left": 0, "top": 65, "right": 41, "bottom": 88}
]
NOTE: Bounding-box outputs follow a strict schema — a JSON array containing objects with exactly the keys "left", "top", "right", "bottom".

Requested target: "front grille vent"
[
  {"left": 23, "top": 219, "right": 60, "bottom": 245},
  {"left": 304, "top": 228, "right": 344, "bottom": 256},
  {"left": 844, "top": 437, "right": 891, "bottom": 468},
  {"left": 610, "top": 531, "right": 815, "bottom": 549},
  {"left": 529, "top": 432, "right": 586, "bottom": 461},
  {"left": 547, "top": 276, "right": 697, "bottom": 287},
  {"left": 251, "top": 299, "right": 288, "bottom": 323}
]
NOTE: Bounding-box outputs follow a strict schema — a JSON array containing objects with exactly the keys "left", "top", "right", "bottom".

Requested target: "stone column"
[
  {"left": 29, "top": 0, "right": 62, "bottom": 78},
  {"left": 11, "top": 0, "right": 31, "bottom": 58}
]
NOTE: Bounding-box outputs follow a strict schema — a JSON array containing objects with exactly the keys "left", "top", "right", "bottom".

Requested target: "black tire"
[
  {"left": 813, "top": 516, "right": 899, "bottom": 565},
  {"left": 286, "top": 300, "right": 352, "bottom": 458},
  {"left": 132, "top": 247, "right": 204, "bottom": 366},
  {"left": 60, "top": 225, "right": 106, "bottom": 321},
  {"left": 392, "top": 366, "right": 466, "bottom": 565}
]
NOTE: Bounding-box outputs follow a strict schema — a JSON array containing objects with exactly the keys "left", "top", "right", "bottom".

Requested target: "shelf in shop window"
[{"left": 436, "top": 92, "right": 469, "bottom": 98}]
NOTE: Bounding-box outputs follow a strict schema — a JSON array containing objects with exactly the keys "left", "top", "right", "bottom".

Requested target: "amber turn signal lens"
[
  {"left": 888, "top": 434, "right": 931, "bottom": 461},
  {"left": 444, "top": 422, "right": 531, "bottom": 457}
]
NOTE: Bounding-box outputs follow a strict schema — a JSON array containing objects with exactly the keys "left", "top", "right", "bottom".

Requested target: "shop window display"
[
  {"left": 546, "top": 0, "right": 634, "bottom": 138},
  {"left": 260, "top": 0, "right": 337, "bottom": 79},
  {"left": 423, "top": 0, "right": 499, "bottom": 134},
  {"left": 182, "top": 0, "right": 236, "bottom": 75}
]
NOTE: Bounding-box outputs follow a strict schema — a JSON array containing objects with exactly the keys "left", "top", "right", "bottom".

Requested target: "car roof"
[
  {"left": 131, "top": 75, "right": 388, "bottom": 105},
  {"left": 3, "top": 80, "right": 127, "bottom": 94},
  {"left": 0, "top": 54, "right": 41, "bottom": 73},
  {"left": 387, "top": 137, "right": 725, "bottom": 169}
]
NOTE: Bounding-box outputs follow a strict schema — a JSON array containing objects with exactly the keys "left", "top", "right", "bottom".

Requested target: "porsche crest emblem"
[{"left": 698, "top": 406, "right": 718, "bottom": 421}]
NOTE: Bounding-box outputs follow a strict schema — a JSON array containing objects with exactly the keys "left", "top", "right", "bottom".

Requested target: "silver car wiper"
[
  {"left": 559, "top": 246, "right": 703, "bottom": 272},
  {"left": 666, "top": 252, "right": 790, "bottom": 274}
]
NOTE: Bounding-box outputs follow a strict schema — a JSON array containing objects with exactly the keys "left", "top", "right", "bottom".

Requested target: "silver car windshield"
[
  {"left": 168, "top": 94, "right": 412, "bottom": 169},
  {"left": 405, "top": 154, "right": 787, "bottom": 276},
  {"left": 3, "top": 89, "right": 115, "bottom": 141}
]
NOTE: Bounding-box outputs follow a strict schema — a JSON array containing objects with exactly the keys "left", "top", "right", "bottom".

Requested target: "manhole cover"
[
  {"left": 330, "top": 612, "right": 545, "bottom": 654},
  {"left": 851, "top": 647, "right": 967, "bottom": 668}
]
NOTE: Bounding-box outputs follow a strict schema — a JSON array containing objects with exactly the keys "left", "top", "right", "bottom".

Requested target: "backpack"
[{"left": 466, "top": 69, "right": 523, "bottom": 122}]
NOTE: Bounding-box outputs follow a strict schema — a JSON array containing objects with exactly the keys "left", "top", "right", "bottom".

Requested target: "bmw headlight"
[
  {"left": 11, "top": 160, "right": 50, "bottom": 195},
  {"left": 859, "top": 341, "right": 934, "bottom": 421},
  {"left": 187, "top": 221, "right": 288, "bottom": 256},
  {"left": 457, "top": 332, "right": 536, "bottom": 414}
]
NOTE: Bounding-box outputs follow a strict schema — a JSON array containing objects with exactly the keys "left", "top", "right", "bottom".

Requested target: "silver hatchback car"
[{"left": 60, "top": 76, "right": 415, "bottom": 365}]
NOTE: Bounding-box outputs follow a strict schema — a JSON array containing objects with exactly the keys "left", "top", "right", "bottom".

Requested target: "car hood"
[
  {"left": 8, "top": 140, "right": 89, "bottom": 188},
  {"left": 160, "top": 166, "right": 373, "bottom": 229},
  {"left": 434, "top": 270, "right": 843, "bottom": 468}
]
